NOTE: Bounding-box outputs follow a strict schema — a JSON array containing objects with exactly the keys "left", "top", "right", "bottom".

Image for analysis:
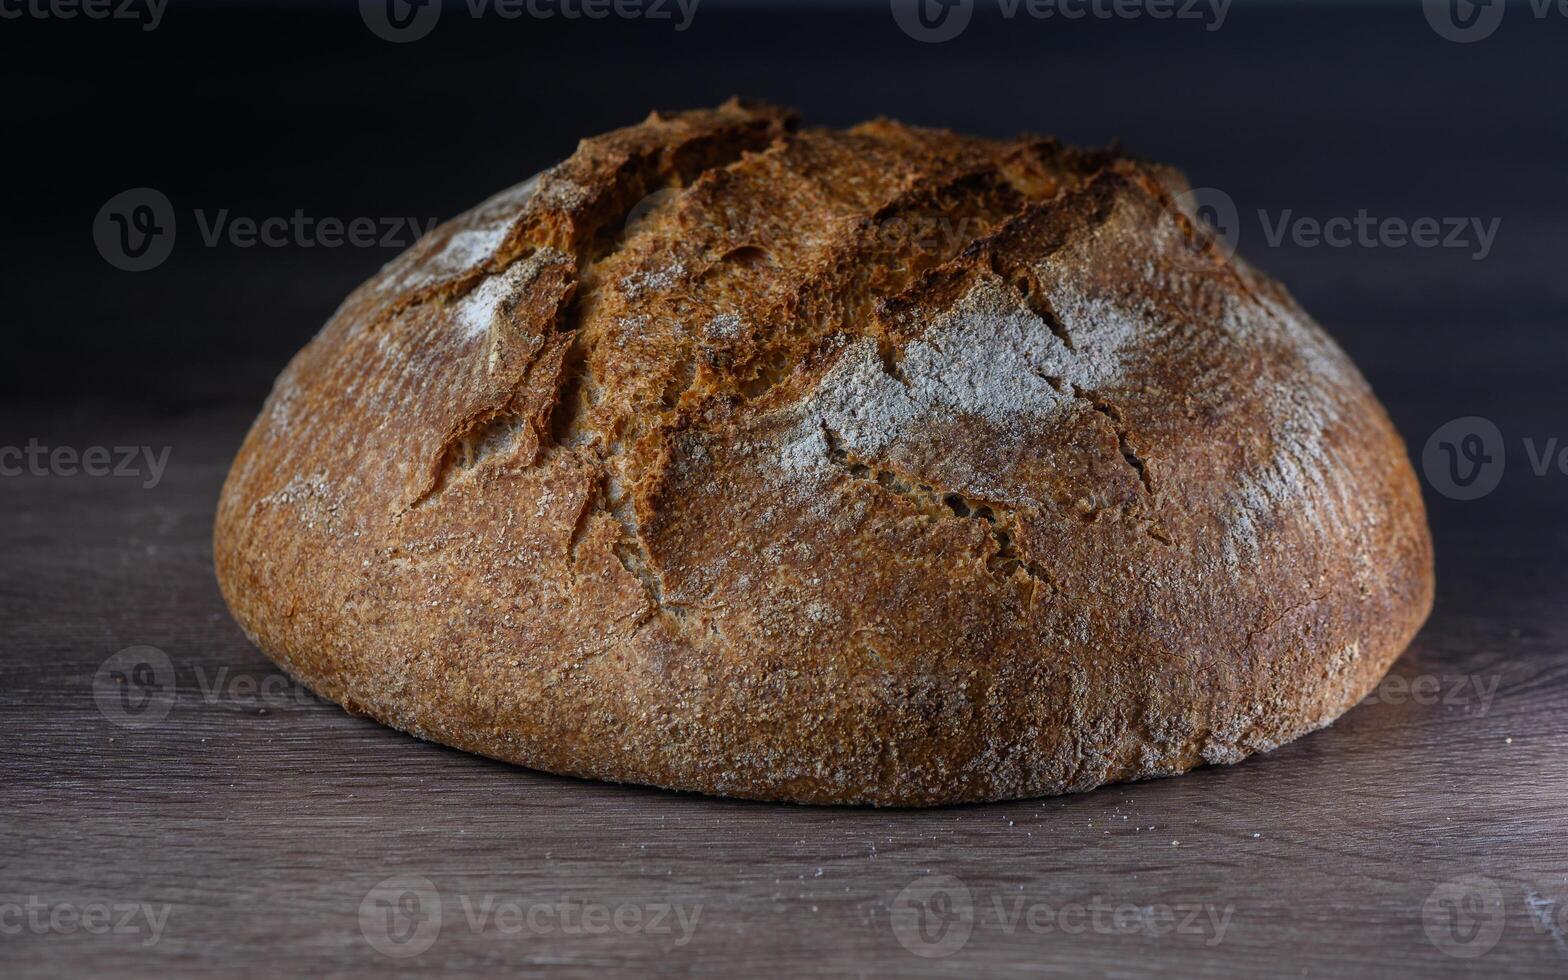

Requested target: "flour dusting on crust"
[
  {"left": 452, "top": 247, "right": 573, "bottom": 341},
  {"left": 1215, "top": 280, "right": 1365, "bottom": 569},
  {"left": 778, "top": 275, "right": 1136, "bottom": 485},
  {"left": 372, "top": 174, "right": 542, "bottom": 300}
]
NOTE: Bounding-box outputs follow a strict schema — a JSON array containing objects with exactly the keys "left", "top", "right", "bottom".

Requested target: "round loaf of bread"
[{"left": 214, "top": 101, "right": 1434, "bottom": 805}]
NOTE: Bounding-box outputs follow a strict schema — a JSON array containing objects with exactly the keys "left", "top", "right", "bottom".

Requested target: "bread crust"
[{"left": 214, "top": 101, "right": 1434, "bottom": 805}]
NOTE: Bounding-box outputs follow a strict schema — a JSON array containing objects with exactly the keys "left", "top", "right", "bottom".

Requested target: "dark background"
[
  {"left": 8, "top": 0, "right": 1567, "bottom": 525},
  {"left": 4, "top": 1, "right": 1567, "bottom": 976}
]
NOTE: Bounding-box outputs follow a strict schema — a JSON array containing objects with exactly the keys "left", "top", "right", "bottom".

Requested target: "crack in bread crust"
[
  {"left": 214, "top": 103, "right": 1435, "bottom": 806},
  {"left": 521, "top": 121, "right": 1119, "bottom": 621},
  {"left": 820, "top": 423, "right": 1060, "bottom": 597}
]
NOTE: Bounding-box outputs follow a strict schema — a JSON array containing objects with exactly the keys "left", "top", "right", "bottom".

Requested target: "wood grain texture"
[
  {"left": 2, "top": 382, "right": 1566, "bottom": 976},
  {"left": 5, "top": 6, "right": 1568, "bottom": 971}
]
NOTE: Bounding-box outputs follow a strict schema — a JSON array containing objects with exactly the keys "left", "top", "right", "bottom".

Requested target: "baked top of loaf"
[{"left": 214, "top": 100, "right": 1433, "bottom": 805}]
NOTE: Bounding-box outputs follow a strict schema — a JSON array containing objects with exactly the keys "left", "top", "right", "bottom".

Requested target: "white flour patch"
[
  {"left": 615, "top": 314, "right": 651, "bottom": 344},
  {"left": 776, "top": 275, "right": 1138, "bottom": 486},
  {"left": 454, "top": 263, "right": 522, "bottom": 340},
  {"left": 1216, "top": 292, "right": 1357, "bottom": 571},
  {"left": 472, "top": 174, "right": 541, "bottom": 224},
  {"left": 619, "top": 260, "right": 687, "bottom": 301},
  {"left": 374, "top": 225, "right": 509, "bottom": 300},
  {"left": 450, "top": 248, "right": 571, "bottom": 341},
  {"left": 1044, "top": 286, "right": 1147, "bottom": 387},
  {"left": 257, "top": 472, "right": 346, "bottom": 535},
  {"left": 775, "top": 424, "right": 835, "bottom": 483},
  {"left": 705, "top": 311, "right": 745, "bottom": 340},
  {"left": 373, "top": 173, "right": 544, "bottom": 299},
  {"left": 267, "top": 373, "right": 300, "bottom": 436},
  {"left": 431, "top": 226, "right": 509, "bottom": 277},
  {"left": 537, "top": 177, "right": 589, "bottom": 210}
]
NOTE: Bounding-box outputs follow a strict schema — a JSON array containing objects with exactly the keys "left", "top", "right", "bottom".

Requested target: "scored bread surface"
[{"left": 214, "top": 100, "right": 1434, "bottom": 805}]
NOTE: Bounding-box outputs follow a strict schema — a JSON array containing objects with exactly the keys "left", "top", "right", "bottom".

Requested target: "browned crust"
[{"left": 213, "top": 101, "right": 1434, "bottom": 805}]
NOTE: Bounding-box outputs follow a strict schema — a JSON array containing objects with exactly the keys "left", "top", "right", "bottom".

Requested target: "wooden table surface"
[
  {"left": 5, "top": 5, "right": 1568, "bottom": 977},
  {"left": 5, "top": 331, "right": 1566, "bottom": 978}
]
